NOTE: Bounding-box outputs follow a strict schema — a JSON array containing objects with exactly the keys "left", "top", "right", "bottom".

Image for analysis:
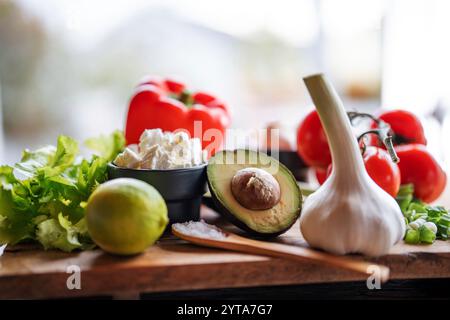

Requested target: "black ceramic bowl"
[{"left": 107, "top": 163, "right": 207, "bottom": 224}]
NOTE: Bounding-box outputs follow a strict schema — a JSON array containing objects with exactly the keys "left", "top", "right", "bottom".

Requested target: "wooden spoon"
[{"left": 172, "top": 222, "right": 390, "bottom": 283}]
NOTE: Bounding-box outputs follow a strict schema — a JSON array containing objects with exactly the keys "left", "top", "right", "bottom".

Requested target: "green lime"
[{"left": 86, "top": 178, "right": 168, "bottom": 255}]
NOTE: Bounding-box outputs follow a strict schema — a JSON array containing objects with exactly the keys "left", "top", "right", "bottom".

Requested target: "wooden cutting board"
[{"left": 1, "top": 206, "right": 450, "bottom": 299}]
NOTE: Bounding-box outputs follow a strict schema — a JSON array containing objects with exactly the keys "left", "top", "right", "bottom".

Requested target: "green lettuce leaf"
[
  {"left": 15, "top": 146, "right": 56, "bottom": 177},
  {"left": 36, "top": 213, "right": 82, "bottom": 252},
  {"left": 0, "top": 131, "right": 125, "bottom": 251},
  {"left": 85, "top": 130, "right": 126, "bottom": 163},
  {"left": 41, "top": 135, "right": 79, "bottom": 177},
  {"left": 0, "top": 165, "right": 35, "bottom": 244}
]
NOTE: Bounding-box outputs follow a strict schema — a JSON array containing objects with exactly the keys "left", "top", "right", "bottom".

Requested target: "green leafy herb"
[
  {"left": 396, "top": 184, "right": 450, "bottom": 244},
  {"left": 0, "top": 130, "right": 125, "bottom": 251},
  {"left": 84, "top": 130, "right": 126, "bottom": 163}
]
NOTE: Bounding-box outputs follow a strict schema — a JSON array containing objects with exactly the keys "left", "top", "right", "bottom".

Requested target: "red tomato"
[
  {"left": 297, "top": 110, "right": 331, "bottom": 169},
  {"left": 369, "top": 110, "right": 427, "bottom": 146},
  {"left": 363, "top": 146, "right": 401, "bottom": 197},
  {"left": 395, "top": 144, "right": 446, "bottom": 203},
  {"left": 322, "top": 147, "right": 401, "bottom": 197}
]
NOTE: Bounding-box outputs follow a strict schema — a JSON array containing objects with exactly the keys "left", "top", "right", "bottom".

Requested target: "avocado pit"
[{"left": 230, "top": 168, "right": 281, "bottom": 210}]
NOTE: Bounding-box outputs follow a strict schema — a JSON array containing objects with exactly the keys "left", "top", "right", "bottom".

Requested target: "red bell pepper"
[{"left": 125, "top": 76, "right": 231, "bottom": 156}]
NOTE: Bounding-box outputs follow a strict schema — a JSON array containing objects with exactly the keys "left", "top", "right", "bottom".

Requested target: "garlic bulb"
[{"left": 299, "top": 74, "right": 406, "bottom": 256}]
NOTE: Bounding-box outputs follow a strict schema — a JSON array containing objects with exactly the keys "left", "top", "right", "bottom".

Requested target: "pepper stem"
[{"left": 178, "top": 90, "right": 194, "bottom": 107}]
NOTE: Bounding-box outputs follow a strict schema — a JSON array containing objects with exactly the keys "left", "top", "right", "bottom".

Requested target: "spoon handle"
[
  {"left": 226, "top": 234, "right": 389, "bottom": 282},
  {"left": 172, "top": 228, "right": 389, "bottom": 283}
]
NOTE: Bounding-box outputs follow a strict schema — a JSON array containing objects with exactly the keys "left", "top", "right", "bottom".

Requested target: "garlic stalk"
[{"left": 299, "top": 74, "right": 405, "bottom": 256}]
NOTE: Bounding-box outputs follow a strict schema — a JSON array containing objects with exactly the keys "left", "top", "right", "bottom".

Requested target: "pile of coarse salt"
[
  {"left": 172, "top": 220, "right": 227, "bottom": 240},
  {"left": 0, "top": 244, "right": 6, "bottom": 257}
]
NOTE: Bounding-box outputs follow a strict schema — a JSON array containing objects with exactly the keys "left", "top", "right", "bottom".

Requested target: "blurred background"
[{"left": 1, "top": 0, "right": 450, "bottom": 187}]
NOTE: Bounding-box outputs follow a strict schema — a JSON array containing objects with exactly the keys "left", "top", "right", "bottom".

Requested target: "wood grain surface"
[{"left": 1, "top": 206, "right": 450, "bottom": 299}]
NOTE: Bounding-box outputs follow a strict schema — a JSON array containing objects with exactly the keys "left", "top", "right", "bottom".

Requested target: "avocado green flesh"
[{"left": 207, "top": 150, "right": 302, "bottom": 235}]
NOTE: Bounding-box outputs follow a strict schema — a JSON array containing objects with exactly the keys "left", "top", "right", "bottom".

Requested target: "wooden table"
[{"left": 1, "top": 206, "right": 450, "bottom": 299}]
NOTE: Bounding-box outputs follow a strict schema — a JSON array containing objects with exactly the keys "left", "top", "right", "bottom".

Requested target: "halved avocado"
[{"left": 207, "top": 149, "right": 302, "bottom": 237}]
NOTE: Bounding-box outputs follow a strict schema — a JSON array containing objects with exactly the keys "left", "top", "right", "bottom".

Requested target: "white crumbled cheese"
[
  {"left": 115, "top": 129, "right": 206, "bottom": 170},
  {"left": 172, "top": 220, "right": 227, "bottom": 240},
  {"left": 114, "top": 147, "right": 142, "bottom": 169},
  {"left": 190, "top": 138, "right": 203, "bottom": 166},
  {"left": 127, "top": 144, "right": 139, "bottom": 154},
  {"left": 139, "top": 128, "right": 168, "bottom": 153}
]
